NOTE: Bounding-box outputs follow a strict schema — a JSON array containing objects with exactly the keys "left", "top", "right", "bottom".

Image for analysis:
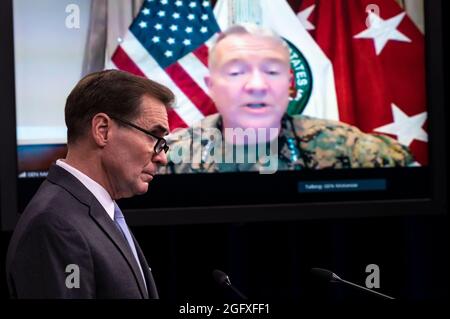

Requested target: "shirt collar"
[{"left": 56, "top": 159, "right": 115, "bottom": 220}]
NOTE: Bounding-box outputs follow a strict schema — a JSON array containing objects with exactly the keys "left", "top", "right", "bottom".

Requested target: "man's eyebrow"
[
  {"left": 148, "top": 124, "right": 169, "bottom": 136},
  {"left": 262, "top": 58, "right": 289, "bottom": 65},
  {"left": 221, "top": 57, "right": 287, "bottom": 67},
  {"left": 220, "top": 58, "right": 246, "bottom": 68}
]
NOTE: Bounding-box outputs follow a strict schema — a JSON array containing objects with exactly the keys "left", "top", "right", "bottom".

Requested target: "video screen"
[{"left": 13, "top": 0, "right": 433, "bottom": 218}]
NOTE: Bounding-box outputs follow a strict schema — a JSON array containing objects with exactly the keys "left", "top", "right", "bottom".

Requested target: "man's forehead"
[
  {"left": 222, "top": 56, "right": 288, "bottom": 67},
  {"left": 138, "top": 97, "right": 169, "bottom": 134},
  {"left": 142, "top": 117, "right": 169, "bottom": 135},
  {"left": 214, "top": 34, "right": 289, "bottom": 64}
]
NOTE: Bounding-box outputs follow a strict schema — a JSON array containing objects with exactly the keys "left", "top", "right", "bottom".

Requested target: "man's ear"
[{"left": 91, "top": 113, "right": 111, "bottom": 147}]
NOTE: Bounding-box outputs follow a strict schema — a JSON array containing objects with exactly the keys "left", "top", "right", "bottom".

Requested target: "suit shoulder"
[
  {"left": 161, "top": 114, "right": 223, "bottom": 174},
  {"left": 12, "top": 182, "right": 91, "bottom": 248},
  {"left": 29, "top": 181, "right": 89, "bottom": 218},
  {"left": 290, "top": 115, "right": 362, "bottom": 137},
  {"left": 289, "top": 115, "right": 414, "bottom": 167},
  {"left": 167, "top": 113, "right": 222, "bottom": 144}
]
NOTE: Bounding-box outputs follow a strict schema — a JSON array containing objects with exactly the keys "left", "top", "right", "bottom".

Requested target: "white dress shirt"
[{"left": 56, "top": 159, "right": 115, "bottom": 221}]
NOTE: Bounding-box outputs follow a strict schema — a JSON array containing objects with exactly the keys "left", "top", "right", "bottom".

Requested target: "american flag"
[{"left": 110, "top": 0, "right": 220, "bottom": 130}]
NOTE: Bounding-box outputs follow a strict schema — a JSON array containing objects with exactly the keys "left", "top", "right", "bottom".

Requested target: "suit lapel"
[
  {"left": 89, "top": 200, "right": 149, "bottom": 299},
  {"left": 133, "top": 236, "right": 159, "bottom": 299},
  {"left": 47, "top": 164, "right": 149, "bottom": 298}
]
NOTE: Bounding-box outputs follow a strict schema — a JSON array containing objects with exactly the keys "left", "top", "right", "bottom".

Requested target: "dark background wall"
[
  {"left": 134, "top": 214, "right": 450, "bottom": 301},
  {"left": 2, "top": 214, "right": 448, "bottom": 301}
]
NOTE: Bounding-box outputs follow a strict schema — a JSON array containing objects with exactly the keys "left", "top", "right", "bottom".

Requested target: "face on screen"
[{"left": 205, "top": 33, "right": 291, "bottom": 133}]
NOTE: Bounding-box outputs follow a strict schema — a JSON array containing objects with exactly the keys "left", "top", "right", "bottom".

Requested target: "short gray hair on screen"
[{"left": 208, "top": 23, "right": 290, "bottom": 68}]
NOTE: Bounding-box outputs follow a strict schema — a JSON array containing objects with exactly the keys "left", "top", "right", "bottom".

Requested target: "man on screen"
[
  {"left": 160, "top": 24, "right": 414, "bottom": 174},
  {"left": 6, "top": 70, "right": 173, "bottom": 298}
]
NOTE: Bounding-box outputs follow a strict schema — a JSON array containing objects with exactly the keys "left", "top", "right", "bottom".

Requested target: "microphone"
[
  {"left": 212, "top": 269, "right": 248, "bottom": 300},
  {"left": 311, "top": 268, "right": 395, "bottom": 300}
]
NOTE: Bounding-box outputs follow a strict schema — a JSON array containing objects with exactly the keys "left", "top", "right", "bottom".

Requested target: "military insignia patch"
[{"left": 285, "top": 38, "right": 313, "bottom": 116}]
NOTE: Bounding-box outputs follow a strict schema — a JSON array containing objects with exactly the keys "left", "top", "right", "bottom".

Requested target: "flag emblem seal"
[{"left": 285, "top": 38, "right": 313, "bottom": 116}]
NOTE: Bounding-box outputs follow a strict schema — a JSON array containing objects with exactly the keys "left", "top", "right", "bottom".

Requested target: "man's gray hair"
[{"left": 208, "top": 23, "right": 290, "bottom": 68}]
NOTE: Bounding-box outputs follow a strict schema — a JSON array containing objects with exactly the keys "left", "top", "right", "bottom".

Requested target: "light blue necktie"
[{"left": 114, "top": 203, "right": 147, "bottom": 290}]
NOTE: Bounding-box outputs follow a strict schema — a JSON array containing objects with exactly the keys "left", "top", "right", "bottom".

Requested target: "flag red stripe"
[
  {"left": 111, "top": 46, "right": 190, "bottom": 130},
  {"left": 192, "top": 44, "right": 210, "bottom": 67},
  {"left": 165, "top": 62, "right": 217, "bottom": 116},
  {"left": 111, "top": 46, "right": 146, "bottom": 77}
]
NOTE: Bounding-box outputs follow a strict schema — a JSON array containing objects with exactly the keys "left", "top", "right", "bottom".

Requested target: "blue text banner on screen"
[{"left": 298, "top": 179, "right": 387, "bottom": 193}]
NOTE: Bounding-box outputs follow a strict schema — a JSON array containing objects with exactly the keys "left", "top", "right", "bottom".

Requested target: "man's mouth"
[
  {"left": 142, "top": 172, "right": 155, "bottom": 182},
  {"left": 244, "top": 103, "right": 268, "bottom": 109}
]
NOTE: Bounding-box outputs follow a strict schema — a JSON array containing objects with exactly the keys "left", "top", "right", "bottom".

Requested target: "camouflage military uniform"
[{"left": 159, "top": 113, "right": 414, "bottom": 174}]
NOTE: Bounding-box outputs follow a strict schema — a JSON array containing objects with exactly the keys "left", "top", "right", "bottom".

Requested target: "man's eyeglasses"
[{"left": 109, "top": 116, "right": 169, "bottom": 154}]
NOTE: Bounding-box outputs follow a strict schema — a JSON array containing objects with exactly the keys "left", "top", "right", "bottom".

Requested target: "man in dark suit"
[{"left": 6, "top": 70, "right": 174, "bottom": 298}]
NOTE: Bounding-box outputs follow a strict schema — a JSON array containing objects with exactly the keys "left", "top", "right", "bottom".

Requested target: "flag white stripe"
[
  {"left": 177, "top": 53, "right": 211, "bottom": 94},
  {"left": 205, "top": 33, "right": 218, "bottom": 49},
  {"left": 260, "top": 0, "right": 339, "bottom": 120},
  {"left": 105, "top": 59, "right": 118, "bottom": 70},
  {"left": 120, "top": 31, "right": 204, "bottom": 126}
]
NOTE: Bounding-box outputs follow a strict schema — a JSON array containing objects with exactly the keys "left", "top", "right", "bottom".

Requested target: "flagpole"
[{"left": 231, "top": 0, "right": 262, "bottom": 25}]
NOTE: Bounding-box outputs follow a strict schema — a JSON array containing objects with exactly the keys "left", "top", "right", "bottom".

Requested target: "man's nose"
[
  {"left": 153, "top": 150, "right": 168, "bottom": 166},
  {"left": 244, "top": 71, "right": 268, "bottom": 94}
]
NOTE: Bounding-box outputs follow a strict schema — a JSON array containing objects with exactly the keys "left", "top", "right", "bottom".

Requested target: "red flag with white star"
[{"left": 296, "top": 0, "right": 428, "bottom": 165}]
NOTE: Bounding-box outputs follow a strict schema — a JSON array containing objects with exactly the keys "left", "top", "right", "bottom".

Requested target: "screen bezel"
[{"left": 1, "top": 0, "right": 446, "bottom": 230}]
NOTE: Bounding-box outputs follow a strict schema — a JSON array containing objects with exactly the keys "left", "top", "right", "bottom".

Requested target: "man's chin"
[
  {"left": 127, "top": 182, "right": 149, "bottom": 197},
  {"left": 136, "top": 183, "right": 149, "bottom": 194},
  {"left": 237, "top": 115, "right": 282, "bottom": 129}
]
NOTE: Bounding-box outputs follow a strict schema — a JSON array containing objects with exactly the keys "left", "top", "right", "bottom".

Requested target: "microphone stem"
[
  {"left": 339, "top": 279, "right": 395, "bottom": 300},
  {"left": 230, "top": 284, "right": 248, "bottom": 300}
]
